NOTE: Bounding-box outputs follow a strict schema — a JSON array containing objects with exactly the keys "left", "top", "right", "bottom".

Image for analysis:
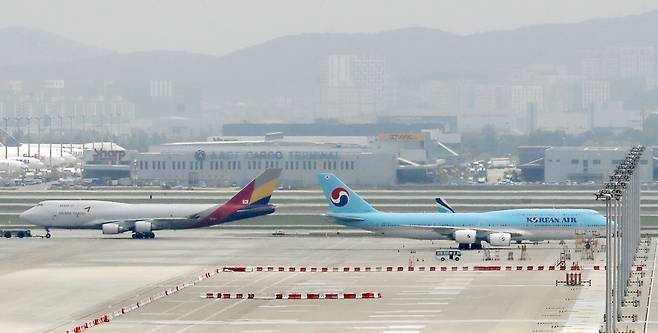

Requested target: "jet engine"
[
  {"left": 486, "top": 232, "right": 512, "bottom": 247},
  {"left": 134, "top": 221, "right": 152, "bottom": 233},
  {"left": 453, "top": 229, "right": 476, "bottom": 244},
  {"left": 102, "top": 223, "right": 128, "bottom": 234}
]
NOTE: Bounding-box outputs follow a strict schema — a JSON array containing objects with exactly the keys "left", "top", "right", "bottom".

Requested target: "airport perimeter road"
[{"left": 0, "top": 229, "right": 616, "bottom": 333}]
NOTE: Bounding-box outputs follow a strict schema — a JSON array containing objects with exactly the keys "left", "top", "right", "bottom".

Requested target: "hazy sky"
[{"left": 2, "top": 0, "right": 658, "bottom": 56}]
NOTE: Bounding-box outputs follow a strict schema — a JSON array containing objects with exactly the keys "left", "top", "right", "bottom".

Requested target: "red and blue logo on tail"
[{"left": 330, "top": 187, "right": 349, "bottom": 207}]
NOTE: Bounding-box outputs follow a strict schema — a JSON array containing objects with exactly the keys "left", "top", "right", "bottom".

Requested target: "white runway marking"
[
  {"left": 258, "top": 305, "right": 320, "bottom": 308},
  {"left": 368, "top": 314, "right": 437, "bottom": 318},
  {"left": 384, "top": 302, "right": 448, "bottom": 306},
  {"left": 351, "top": 327, "right": 388, "bottom": 330},
  {"left": 470, "top": 284, "right": 556, "bottom": 287},
  {"left": 276, "top": 309, "right": 312, "bottom": 313},
  {"left": 558, "top": 274, "right": 605, "bottom": 333},
  {"left": 399, "top": 290, "right": 460, "bottom": 295},
  {"left": 390, "top": 297, "right": 453, "bottom": 300}
]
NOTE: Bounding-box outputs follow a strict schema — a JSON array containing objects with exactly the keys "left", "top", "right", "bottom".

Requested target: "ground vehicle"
[
  {"left": 435, "top": 249, "right": 462, "bottom": 261},
  {"left": 272, "top": 230, "right": 285, "bottom": 236},
  {"left": 1, "top": 229, "right": 33, "bottom": 238}
]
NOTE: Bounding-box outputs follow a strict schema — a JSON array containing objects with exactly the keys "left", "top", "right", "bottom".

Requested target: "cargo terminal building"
[
  {"left": 134, "top": 139, "right": 398, "bottom": 187},
  {"left": 518, "top": 146, "right": 657, "bottom": 183}
]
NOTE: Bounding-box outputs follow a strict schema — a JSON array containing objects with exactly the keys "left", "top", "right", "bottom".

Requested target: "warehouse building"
[
  {"left": 518, "top": 146, "right": 656, "bottom": 183},
  {"left": 134, "top": 138, "right": 398, "bottom": 187}
]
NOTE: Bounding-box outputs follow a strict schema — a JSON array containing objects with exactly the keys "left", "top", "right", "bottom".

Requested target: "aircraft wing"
[
  {"left": 406, "top": 225, "right": 525, "bottom": 238},
  {"left": 95, "top": 218, "right": 191, "bottom": 230}
]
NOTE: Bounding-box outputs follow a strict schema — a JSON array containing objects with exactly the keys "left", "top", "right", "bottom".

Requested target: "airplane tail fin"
[
  {"left": 194, "top": 168, "right": 282, "bottom": 224},
  {"left": 435, "top": 197, "right": 455, "bottom": 213},
  {"left": 225, "top": 168, "right": 282, "bottom": 208},
  {"left": 317, "top": 173, "right": 376, "bottom": 214}
]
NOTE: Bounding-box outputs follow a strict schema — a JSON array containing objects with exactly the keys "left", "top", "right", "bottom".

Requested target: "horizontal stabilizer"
[{"left": 324, "top": 213, "right": 365, "bottom": 223}]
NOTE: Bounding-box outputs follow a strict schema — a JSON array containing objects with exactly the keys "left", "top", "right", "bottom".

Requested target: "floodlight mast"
[{"left": 594, "top": 145, "right": 644, "bottom": 332}]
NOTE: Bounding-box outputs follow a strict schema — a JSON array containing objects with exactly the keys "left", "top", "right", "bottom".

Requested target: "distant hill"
[
  {"left": 0, "top": 27, "right": 111, "bottom": 66},
  {"left": 1, "top": 10, "right": 658, "bottom": 102}
]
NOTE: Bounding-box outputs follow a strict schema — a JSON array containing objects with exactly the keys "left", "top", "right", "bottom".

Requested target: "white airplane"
[
  {"left": 1, "top": 145, "right": 77, "bottom": 167},
  {"left": 19, "top": 169, "right": 282, "bottom": 239},
  {"left": 5, "top": 156, "right": 46, "bottom": 170},
  {"left": 0, "top": 159, "right": 28, "bottom": 174}
]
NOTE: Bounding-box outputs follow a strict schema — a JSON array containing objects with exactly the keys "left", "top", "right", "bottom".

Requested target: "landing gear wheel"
[
  {"left": 132, "top": 233, "right": 144, "bottom": 239},
  {"left": 471, "top": 242, "right": 482, "bottom": 250},
  {"left": 145, "top": 232, "right": 155, "bottom": 239},
  {"left": 458, "top": 243, "right": 469, "bottom": 250},
  {"left": 440, "top": 257, "right": 446, "bottom": 261},
  {"left": 454, "top": 256, "right": 460, "bottom": 261},
  {"left": 3, "top": 231, "right": 11, "bottom": 238},
  {"left": 45, "top": 233, "right": 51, "bottom": 239},
  {"left": 16, "top": 231, "right": 25, "bottom": 238}
]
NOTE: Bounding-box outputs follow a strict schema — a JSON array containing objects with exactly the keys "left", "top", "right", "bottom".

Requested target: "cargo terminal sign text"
[{"left": 201, "top": 151, "right": 341, "bottom": 161}]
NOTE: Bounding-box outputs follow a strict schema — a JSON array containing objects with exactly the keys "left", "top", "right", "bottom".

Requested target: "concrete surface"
[{"left": 0, "top": 229, "right": 639, "bottom": 333}]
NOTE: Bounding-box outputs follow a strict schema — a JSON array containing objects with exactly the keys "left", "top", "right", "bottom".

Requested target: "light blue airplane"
[{"left": 317, "top": 173, "right": 607, "bottom": 250}]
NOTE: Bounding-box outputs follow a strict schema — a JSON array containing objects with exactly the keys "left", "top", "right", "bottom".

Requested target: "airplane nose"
[{"left": 19, "top": 209, "right": 33, "bottom": 223}]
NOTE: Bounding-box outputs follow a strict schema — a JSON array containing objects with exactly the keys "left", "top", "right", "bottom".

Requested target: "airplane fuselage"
[
  {"left": 19, "top": 200, "right": 274, "bottom": 230},
  {"left": 327, "top": 208, "right": 607, "bottom": 241}
]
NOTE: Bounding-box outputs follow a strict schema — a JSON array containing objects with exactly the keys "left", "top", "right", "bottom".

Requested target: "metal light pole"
[
  {"left": 58, "top": 114, "right": 63, "bottom": 157},
  {"left": 26, "top": 116, "right": 31, "bottom": 156},
  {"left": 604, "top": 193, "right": 614, "bottom": 333},
  {"left": 69, "top": 115, "right": 73, "bottom": 154},
  {"left": 81, "top": 112, "right": 86, "bottom": 151},
  {"left": 36, "top": 116, "right": 41, "bottom": 157},
  {"left": 15, "top": 116, "right": 21, "bottom": 157},
  {"left": 595, "top": 145, "right": 645, "bottom": 332},
  {"left": 3, "top": 117, "right": 8, "bottom": 159},
  {"left": 47, "top": 115, "right": 52, "bottom": 168}
]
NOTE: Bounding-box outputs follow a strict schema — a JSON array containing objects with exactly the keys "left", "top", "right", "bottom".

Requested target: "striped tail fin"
[
  {"left": 243, "top": 168, "right": 282, "bottom": 207},
  {"left": 194, "top": 168, "right": 282, "bottom": 226}
]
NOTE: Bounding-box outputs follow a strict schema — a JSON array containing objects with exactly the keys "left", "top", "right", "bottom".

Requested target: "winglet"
[{"left": 435, "top": 197, "right": 455, "bottom": 213}]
